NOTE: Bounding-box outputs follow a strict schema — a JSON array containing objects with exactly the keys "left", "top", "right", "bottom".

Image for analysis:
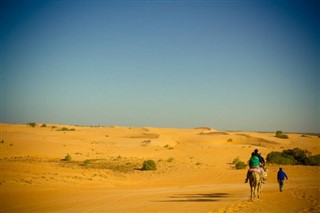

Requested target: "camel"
[{"left": 248, "top": 170, "right": 263, "bottom": 200}]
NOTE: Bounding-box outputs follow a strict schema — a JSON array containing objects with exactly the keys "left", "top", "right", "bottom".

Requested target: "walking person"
[{"left": 277, "top": 167, "right": 288, "bottom": 192}]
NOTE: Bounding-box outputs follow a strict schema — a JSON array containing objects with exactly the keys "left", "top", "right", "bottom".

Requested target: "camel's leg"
[
  {"left": 251, "top": 184, "right": 256, "bottom": 200},
  {"left": 257, "top": 183, "right": 260, "bottom": 199},
  {"left": 258, "top": 182, "right": 262, "bottom": 199}
]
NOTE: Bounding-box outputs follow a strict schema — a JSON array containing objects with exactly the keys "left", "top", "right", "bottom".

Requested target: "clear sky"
[{"left": 1, "top": 0, "right": 319, "bottom": 132}]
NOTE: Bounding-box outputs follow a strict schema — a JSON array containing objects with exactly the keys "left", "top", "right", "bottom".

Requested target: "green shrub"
[
  {"left": 27, "top": 123, "right": 36, "bottom": 128},
  {"left": 275, "top": 130, "right": 289, "bottom": 139},
  {"left": 163, "top": 144, "right": 174, "bottom": 150},
  {"left": 232, "top": 157, "right": 247, "bottom": 169},
  {"left": 142, "top": 160, "right": 157, "bottom": 171},
  {"left": 64, "top": 154, "right": 72, "bottom": 161},
  {"left": 283, "top": 148, "right": 310, "bottom": 165},
  {"left": 235, "top": 161, "right": 247, "bottom": 169},
  {"left": 307, "top": 154, "right": 320, "bottom": 166},
  {"left": 41, "top": 124, "right": 47, "bottom": 127},
  {"left": 232, "top": 157, "right": 240, "bottom": 164},
  {"left": 167, "top": 157, "right": 175, "bottom": 163},
  {"left": 267, "top": 148, "right": 319, "bottom": 166},
  {"left": 266, "top": 151, "right": 297, "bottom": 165},
  {"left": 57, "top": 127, "right": 76, "bottom": 131},
  {"left": 83, "top": 159, "right": 91, "bottom": 166}
]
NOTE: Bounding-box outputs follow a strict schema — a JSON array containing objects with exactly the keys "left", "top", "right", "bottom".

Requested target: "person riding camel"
[
  {"left": 253, "top": 149, "right": 265, "bottom": 167},
  {"left": 244, "top": 152, "right": 260, "bottom": 183},
  {"left": 254, "top": 149, "right": 267, "bottom": 181}
]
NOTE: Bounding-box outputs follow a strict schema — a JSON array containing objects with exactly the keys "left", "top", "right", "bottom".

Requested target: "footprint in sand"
[
  {"left": 290, "top": 189, "right": 320, "bottom": 213},
  {"left": 208, "top": 201, "right": 251, "bottom": 213}
]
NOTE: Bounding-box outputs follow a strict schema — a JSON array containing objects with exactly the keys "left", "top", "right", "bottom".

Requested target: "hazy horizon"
[{"left": 1, "top": 0, "right": 319, "bottom": 133}]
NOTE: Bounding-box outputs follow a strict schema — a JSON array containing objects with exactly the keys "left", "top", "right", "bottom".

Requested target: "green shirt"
[{"left": 249, "top": 156, "right": 260, "bottom": 167}]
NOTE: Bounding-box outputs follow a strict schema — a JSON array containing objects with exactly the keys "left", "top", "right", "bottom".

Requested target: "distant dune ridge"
[{"left": 1, "top": 123, "right": 319, "bottom": 213}]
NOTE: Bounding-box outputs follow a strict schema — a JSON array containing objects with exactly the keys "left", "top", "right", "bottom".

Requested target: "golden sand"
[{"left": 1, "top": 123, "right": 319, "bottom": 213}]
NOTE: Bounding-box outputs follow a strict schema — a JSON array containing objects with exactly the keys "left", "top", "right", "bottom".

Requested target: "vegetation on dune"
[
  {"left": 130, "top": 133, "right": 159, "bottom": 139},
  {"left": 232, "top": 157, "right": 248, "bottom": 169},
  {"left": 167, "top": 157, "right": 175, "bottom": 163},
  {"left": 235, "top": 161, "right": 247, "bottom": 169},
  {"left": 83, "top": 159, "right": 92, "bottom": 166},
  {"left": 41, "top": 124, "right": 47, "bottom": 127},
  {"left": 57, "top": 127, "right": 76, "bottom": 131},
  {"left": 60, "top": 155, "right": 148, "bottom": 173},
  {"left": 64, "top": 154, "right": 72, "bottom": 161},
  {"left": 232, "top": 157, "right": 240, "bottom": 164},
  {"left": 141, "top": 140, "right": 151, "bottom": 146},
  {"left": 275, "top": 130, "right": 289, "bottom": 139},
  {"left": 267, "top": 148, "right": 320, "bottom": 166},
  {"left": 142, "top": 160, "right": 157, "bottom": 171},
  {"left": 307, "top": 155, "right": 320, "bottom": 166},
  {"left": 266, "top": 151, "right": 297, "bottom": 165},
  {"left": 164, "top": 144, "right": 174, "bottom": 150},
  {"left": 27, "top": 122, "right": 37, "bottom": 127},
  {"left": 78, "top": 157, "right": 142, "bottom": 173}
]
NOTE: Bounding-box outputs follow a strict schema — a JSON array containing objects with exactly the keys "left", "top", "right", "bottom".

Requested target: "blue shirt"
[{"left": 277, "top": 170, "right": 288, "bottom": 180}]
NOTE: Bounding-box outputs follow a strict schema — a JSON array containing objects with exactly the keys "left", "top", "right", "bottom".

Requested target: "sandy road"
[
  {"left": 1, "top": 165, "right": 319, "bottom": 213},
  {"left": 2, "top": 184, "right": 249, "bottom": 213}
]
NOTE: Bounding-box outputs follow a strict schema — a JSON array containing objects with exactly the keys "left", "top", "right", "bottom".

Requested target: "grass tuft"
[
  {"left": 64, "top": 154, "right": 72, "bottom": 161},
  {"left": 142, "top": 160, "right": 157, "bottom": 171}
]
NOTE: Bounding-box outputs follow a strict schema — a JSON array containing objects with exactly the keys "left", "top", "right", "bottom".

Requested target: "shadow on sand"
[{"left": 155, "top": 192, "right": 229, "bottom": 202}]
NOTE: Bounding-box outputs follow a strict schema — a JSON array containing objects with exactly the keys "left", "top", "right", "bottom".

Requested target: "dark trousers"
[{"left": 278, "top": 179, "right": 284, "bottom": 191}]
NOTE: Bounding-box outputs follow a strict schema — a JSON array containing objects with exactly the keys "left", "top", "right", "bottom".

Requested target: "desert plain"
[{"left": 0, "top": 123, "right": 319, "bottom": 213}]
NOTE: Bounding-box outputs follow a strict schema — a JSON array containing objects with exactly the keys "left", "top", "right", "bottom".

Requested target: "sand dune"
[{"left": 1, "top": 123, "right": 319, "bottom": 213}]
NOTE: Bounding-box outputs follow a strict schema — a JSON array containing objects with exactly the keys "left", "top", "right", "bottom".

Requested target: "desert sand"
[{"left": 0, "top": 123, "right": 319, "bottom": 213}]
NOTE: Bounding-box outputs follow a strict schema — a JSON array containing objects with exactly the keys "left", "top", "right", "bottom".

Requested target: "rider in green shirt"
[{"left": 245, "top": 152, "right": 261, "bottom": 183}]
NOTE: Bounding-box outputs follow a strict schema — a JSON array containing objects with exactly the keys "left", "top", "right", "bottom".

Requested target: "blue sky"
[{"left": 1, "top": 0, "right": 319, "bottom": 132}]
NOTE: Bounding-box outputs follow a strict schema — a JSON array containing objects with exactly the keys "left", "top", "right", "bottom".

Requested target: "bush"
[
  {"left": 235, "top": 161, "right": 247, "bottom": 169},
  {"left": 142, "top": 160, "right": 157, "bottom": 171},
  {"left": 167, "top": 157, "right": 175, "bottom": 163},
  {"left": 231, "top": 157, "right": 247, "bottom": 169},
  {"left": 83, "top": 159, "right": 91, "bottom": 166},
  {"left": 41, "top": 124, "right": 47, "bottom": 127},
  {"left": 307, "top": 154, "right": 320, "bottom": 166},
  {"left": 27, "top": 122, "right": 36, "bottom": 128},
  {"left": 232, "top": 157, "right": 240, "bottom": 165},
  {"left": 57, "top": 127, "right": 76, "bottom": 131},
  {"left": 276, "top": 130, "right": 288, "bottom": 139},
  {"left": 267, "top": 148, "right": 319, "bottom": 166},
  {"left": 64, "top": 154, "right": 72, "bottom": 161},
  {"left": 283, "top": 148, "right": 310, "bottom": 165},
  {"left": 267, "top": 151, "right": 297, "bottom": 165},
  {"left": 227, "top": 138, "right": 233, "bottom": 142},
  {"left": 164, "top": 144, "right": 174, "bottom": 150}
]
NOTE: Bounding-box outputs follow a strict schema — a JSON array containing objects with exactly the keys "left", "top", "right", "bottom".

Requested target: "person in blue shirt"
[{"left": 277, "top": 167, "right": 288, "bottom": 192}]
